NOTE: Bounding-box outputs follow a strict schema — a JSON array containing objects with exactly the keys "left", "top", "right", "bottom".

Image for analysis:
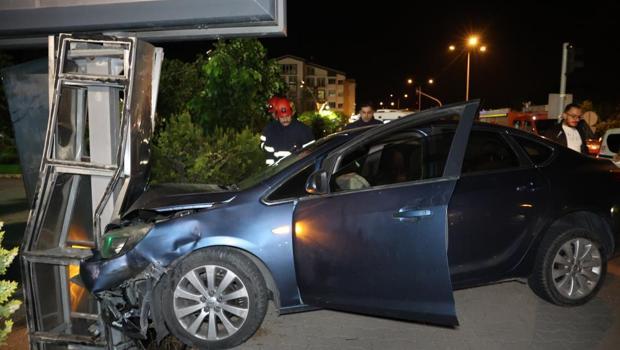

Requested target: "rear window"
[
  {"left": 534, "top": 119, "right": 557, "bottom": 135},
  {"left": 607, "top": 134, "right": 620, "bottom": 153},
  {"left": 514, "top": 136, "right": 554, "bottom": 165},
  {"left": 462, "top": 131, "right": 520, "bottom": 174}
]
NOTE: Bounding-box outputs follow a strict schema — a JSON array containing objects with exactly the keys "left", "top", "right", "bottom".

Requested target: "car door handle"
[{"left": 393, "top": 208, "right": 432, "bottom": 222}]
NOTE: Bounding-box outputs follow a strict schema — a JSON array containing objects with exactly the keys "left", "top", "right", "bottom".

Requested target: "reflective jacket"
[{"left": 260, "top": 120, "right": 314, "bottom": 165}]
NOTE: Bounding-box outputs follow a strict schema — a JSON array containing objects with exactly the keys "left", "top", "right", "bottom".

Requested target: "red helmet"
[
  {"left": 274, "top": 97, "right": 293, "bottom": 119},
  {"left": 267, "top": 96, "right": 280, "bottom": 114}
]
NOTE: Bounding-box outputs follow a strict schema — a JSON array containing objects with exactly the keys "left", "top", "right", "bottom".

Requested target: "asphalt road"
[{"left": 2, "top": 178, "right": 619, "bottom": 350}]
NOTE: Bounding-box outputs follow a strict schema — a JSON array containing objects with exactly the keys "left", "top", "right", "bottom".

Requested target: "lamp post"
[
  {"left": 449, "top": 35, "right": 487, "bottom": 101},
  {"left": 407, "top": 77, "right": 439, "bottom": 111}
]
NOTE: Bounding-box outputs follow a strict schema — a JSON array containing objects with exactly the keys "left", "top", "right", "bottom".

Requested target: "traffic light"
[{"left": 567, "top": 46, "right": 584, "bottom": 74}]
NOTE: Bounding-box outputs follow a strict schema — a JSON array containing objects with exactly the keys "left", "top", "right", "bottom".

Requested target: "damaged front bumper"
[{"left": 82, "top": 255, "right": 169, "bottom": 341}]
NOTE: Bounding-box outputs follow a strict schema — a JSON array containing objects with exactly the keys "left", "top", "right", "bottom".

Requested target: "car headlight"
[{"left": 100, "top": 222, "right": 153, "bottom": 258}]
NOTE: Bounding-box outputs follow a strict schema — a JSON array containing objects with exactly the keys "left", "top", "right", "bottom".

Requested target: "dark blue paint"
[
  {"left": 80, "top": 100, "right": 620, "bottom": 329},
  {"left": 293, "top": 179, "right": 458, "bottom": 326}
]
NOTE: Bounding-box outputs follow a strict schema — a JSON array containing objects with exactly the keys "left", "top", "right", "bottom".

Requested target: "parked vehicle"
[
  {"left": 481, "top": 110, "right": 601, "bottom": 156},
  {"left": 348, "top": 108, "right": 411, "bottom": 124},
  {"left": 81, "top": 101, "right": 620, "bottom": 349},
  {"left": 598, "top": 127, "right": 620, "bottom": 167}
]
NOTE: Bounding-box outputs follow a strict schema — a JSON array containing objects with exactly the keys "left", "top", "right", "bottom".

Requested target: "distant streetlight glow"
[
  {"left": 390, "top": 101, "right": 395, "bottom": 106},
  {"left": 468, "top": 36, "right": 479, "bottom": 47},
  {"left": 407, "top": 78, "right": 414, "bottom": 84},
  {"left": 404, "top": 94, "right": 408, "bottom": 98},
  {"left": 428, "top": 79, "right": 434, "bottom": 84},
  {"left": 449, "top": 35, "right": 487, "bottom": 101},
  {"left": 379, "top": 101, "right": 384, "bottom": 106},
  {"left": 390, "top": 93, "right": 394, "bottom": 98}
]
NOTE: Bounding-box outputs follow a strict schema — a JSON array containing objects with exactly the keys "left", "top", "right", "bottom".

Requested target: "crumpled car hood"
[{"left": 122, "top": 183, "right": 236, "bottom": 219}]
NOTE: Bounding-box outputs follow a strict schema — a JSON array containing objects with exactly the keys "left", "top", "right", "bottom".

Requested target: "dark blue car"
[{"left": 81, "top": 100, "right": 620, "bottom": 349}]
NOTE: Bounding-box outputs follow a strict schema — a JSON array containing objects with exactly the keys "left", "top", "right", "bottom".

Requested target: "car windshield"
[{"left": 236, "top": 134, "right": 347, "bottom": 190}]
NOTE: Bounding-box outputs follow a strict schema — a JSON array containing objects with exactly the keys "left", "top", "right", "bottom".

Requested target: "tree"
[
  {"left": 151, "top": 112, "right": 266, "bottom": 184},
  {"left": 156, "top": 57, "right": 204, "bottom": 131},
  {"left": 0, "top": 52, "right": 14, "bottom": 137},
  {"left": 189, "top": 39, "right": 286, "bottom": 133},
  {"left": 0, "top": 221, "right": 20, "bottom": 345}
]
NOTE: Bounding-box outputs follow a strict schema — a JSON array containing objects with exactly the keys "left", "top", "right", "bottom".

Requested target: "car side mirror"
[{"left": 305, "top": 170, "right": 329, "bottom": 195}]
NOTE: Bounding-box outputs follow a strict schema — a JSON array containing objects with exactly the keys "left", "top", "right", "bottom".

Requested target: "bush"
[
  {"left": 0, "top": 221, "right": 20, "bottom": 345},
  {"left": 151, "top": 112, "right": 205, "bottom": 183},
  {"left": 595, "top": 118, "right": 620, "bottom": 138},
  {"left": 298, "top": 110, "right": 346, "bottom": 139},
  {"left": 188, "top": 127, "right": 266, "bottom": 184},
  {"left": 151, "top": 112, "right": 266, "bottom": 185},
  {"left": 0, "top": 136, "right": 18, "bottom": 164}
]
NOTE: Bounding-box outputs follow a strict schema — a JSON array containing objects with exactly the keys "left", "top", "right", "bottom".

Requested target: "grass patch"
[{"left": 0, "top": 164, "right": 21, "bottom": 174}]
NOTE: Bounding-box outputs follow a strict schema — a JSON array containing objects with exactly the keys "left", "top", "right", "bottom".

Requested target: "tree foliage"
[
  {"left": 0, "top": 221, "right": 20, "bottom": 345},
  {"left": 151, "top": 112, "right": 266, "bottom": 184},
  {"left": 188, "top": 39, "right": 286, "bottom": 133},
  {"left": 298, "top": 110, "right": 347, "bottom": 139},
  {"left": 156, "top": 57, "right": 204, "bottom": 130},
  {"left": 0, "top": 52, "right": 14, "bottom": 138}
]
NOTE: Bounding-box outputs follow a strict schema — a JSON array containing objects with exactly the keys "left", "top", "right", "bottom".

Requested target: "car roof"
[{"left": 603, "top": 128, "right": 620, "bottom": 136}]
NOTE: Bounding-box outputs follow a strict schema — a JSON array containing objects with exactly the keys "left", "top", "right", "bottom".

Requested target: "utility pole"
[{"left": 558, "top": 42, "right": 569, "bottom": 119}]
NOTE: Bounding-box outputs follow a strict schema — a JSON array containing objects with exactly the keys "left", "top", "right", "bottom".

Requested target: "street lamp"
[
  {"left": 449, "top": 35, "right": 487, "bottom": 101},
  {"left": 299, "top": 81, "right": 320, "bottom": 111},
  {"left": 406, "top": 77, "right": 439, "bottom": 111}
]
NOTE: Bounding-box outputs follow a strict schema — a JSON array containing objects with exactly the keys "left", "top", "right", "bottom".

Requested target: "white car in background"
[
  {"left": 598, "top": 127, "right": 620, "bottom": 167},
  {"left": 349, "top": 109, "right": 412, "bottom": 124}
]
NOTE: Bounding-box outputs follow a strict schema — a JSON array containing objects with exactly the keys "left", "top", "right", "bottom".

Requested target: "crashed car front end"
[{"left": 80, "top": 184, "right": 238, "bottom": 341}]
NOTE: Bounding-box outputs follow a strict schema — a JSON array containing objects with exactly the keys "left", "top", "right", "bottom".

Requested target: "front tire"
[
  {"left": 529, "top": 228, "right": 607, "bottom": 306},
  {"left": 160, "top": 248, "right": 268, "bottom": 349}
]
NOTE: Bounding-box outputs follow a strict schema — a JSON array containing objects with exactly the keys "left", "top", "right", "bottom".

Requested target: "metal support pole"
[
  {"left": 466, "top": 51, "right": 471, "bottom": 101},
  {"left": 558, "top": 42, "right": 569, "bottom": 119},
  {"left": 418, "top": 87, "right": 422, "bottom": 111}
]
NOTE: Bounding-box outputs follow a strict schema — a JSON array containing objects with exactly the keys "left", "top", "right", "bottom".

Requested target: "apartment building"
[{"left": 276, "top": 55, "right": 356, "bottom": 116}]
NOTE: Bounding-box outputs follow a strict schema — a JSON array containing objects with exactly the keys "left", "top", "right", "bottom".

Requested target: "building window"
[
  {"left": 306, "top": 67, "right": 315, "bottom": 75},
  {"left": 288, "top": 76, "right": 297, "bottom": 84},
  {"left": 337, "top": 80, "right": 344, "bottom": 85},
  {"left": 328, "top": 90, "right": 336, "bottom": 97},
  {"left": 338, "top": 92, "right": 344, "bottom": 97},
  {"left": 281, "top": 64, "right": 297, "bottom": 75},
  {"left": 306, "top": 77, "right": 315, "bottom": 86},
  {"left": 328, "top": 78, "right": 336, "bottom": 85},
  {"left": 329, "top": 102, "right": 336, "bottom": 108},
  {"left": 337, "top": 103, "right": 344, "bottom": 109},
  {"left": 317, "top": 90, "right": 325, "bottom": 100},
  {"left": 317, "top": 78, "right": 326, "bottom": 87}
]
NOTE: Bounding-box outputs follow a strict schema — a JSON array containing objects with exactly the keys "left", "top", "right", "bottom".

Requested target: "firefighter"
[
  {"left": 266, "top": 96, "right": 280, "bottom": 121},
  {"left": 260, "top": 97, "right": 314, "bottom": 166}
]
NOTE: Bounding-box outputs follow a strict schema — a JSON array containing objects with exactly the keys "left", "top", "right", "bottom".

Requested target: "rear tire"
[
  {"left": 160, "top": 248, "right": 268, "bottom": 349},
  {"left": 529, "top": 228, "right": 607, "bottom": 306}
]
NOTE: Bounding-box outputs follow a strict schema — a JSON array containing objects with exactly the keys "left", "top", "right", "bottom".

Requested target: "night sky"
[
  {"left": 258, "top": 0, "right": 620, "bottom": 112},
  {"left": 8, "top": 1, "right": 620, "bottom": 114}
]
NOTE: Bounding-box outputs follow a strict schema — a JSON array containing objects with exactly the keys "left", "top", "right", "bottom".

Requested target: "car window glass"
[
  {"left": 331, "top": 124, "right": 455, "bottom": 192},
  {"left": 607, "top": 134, "right": 620, "bottom": 153},
  {"left": 266, "top": 164, "right": 315, "bottom": 201},
  {"left": 462, "top": 131, "right": 520, "bottom": 174},
  {"left": 514, "top": 136, "right": 554, "bottom": 165}
]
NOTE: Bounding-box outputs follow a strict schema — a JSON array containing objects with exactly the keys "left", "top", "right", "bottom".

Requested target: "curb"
[{"left": 0, "top": 174, "right": 22, "bottom": 179}]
